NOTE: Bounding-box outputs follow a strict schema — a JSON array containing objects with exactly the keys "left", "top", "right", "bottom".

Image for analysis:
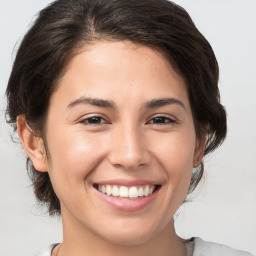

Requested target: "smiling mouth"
[{"left": 94, "top": 184, "right": 161, "bottom": 200}]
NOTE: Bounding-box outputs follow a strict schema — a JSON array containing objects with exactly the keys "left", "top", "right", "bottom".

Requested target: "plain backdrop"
[{"left": 0, "top": 1, "right": 255, "bottom": 255}]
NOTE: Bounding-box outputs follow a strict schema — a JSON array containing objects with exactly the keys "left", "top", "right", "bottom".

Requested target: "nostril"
[
  {"left": 107, "top": 131, "right": 151, "bottom": 169},
  {"left": 108, "top": 150, "right": 151, "bottom": 170}
]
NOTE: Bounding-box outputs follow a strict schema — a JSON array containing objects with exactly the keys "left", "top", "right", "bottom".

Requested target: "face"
[{"left": 38, "top": 41, "right": 203, "bottom": 244}]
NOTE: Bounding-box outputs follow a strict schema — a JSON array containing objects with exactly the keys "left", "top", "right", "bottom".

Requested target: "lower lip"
[{"left": 95, "top": 188, "right": 160, "bottom": 212}]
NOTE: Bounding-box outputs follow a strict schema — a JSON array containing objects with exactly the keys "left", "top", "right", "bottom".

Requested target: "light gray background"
[{"left": 0, "top": 1, "right": 255, "bottom": 255}]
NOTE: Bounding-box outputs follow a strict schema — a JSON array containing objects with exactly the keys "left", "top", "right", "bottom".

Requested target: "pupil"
[
  {"left": 154, "top": 117, "right": 165, "bottom": 123},
  {"left": 90, "top": 117, "right": 101, "bottom": 123}
]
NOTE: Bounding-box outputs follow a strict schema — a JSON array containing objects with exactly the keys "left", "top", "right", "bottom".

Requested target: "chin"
[
  {"left": 95, "top": 218, "right": 164, "bottom": 246},
  {"left": 103, "top": 231, "right": 154, "bottom": 246}
]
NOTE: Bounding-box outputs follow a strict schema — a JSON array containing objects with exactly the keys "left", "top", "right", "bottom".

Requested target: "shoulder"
[
  {"left": 192, "top": 238, "right": 255, "bottom": 256},
  {"left": 35, "top": 244, "right": 58, "bottom": 256}
]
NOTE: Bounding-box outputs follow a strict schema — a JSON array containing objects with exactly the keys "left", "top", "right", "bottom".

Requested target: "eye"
[
  {"left": 79, "top": 115, "right": 108, "bottom": 125},
  {"left": 147, "top": 116, "right": 176, "bottom": 125}
]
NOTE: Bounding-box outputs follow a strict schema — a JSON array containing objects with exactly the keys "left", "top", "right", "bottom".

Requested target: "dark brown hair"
[{"left": 6, "top": 0, "right": 227, "bottom": 215}]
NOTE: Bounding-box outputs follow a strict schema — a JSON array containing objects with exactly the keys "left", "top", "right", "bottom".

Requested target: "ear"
[
  {"left": 193, "top": 133, "right": 207, "bottom": 168},
  {"left": 17, "top": 115, "right": 48, "bottom": 172}
]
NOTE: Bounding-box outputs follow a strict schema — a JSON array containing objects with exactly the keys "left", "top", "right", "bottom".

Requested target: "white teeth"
[
  {"left": 97, "top": 184, "right": 156, "bottom": 198},
  {"left": 119, "top": 186, "right": 129, "bottom": 197},
  {"left": 138, "top": 187, "right": 144, "bottom": 196},
  {"left": 129, "top": 186, "right": 138, "bottom": 198},
  {"left": 106, "top": 185, "right": 112, "bottom": 196},
  {"left": 144, "top": 186, "right": 150, "bottom": 196},
  {"left": 112, "top": 185, "right": 119, "bottom": 197}
]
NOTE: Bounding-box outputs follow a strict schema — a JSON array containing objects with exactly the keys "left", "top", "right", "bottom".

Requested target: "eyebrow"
[
  {"left": 67, "top": 97, "right": 116, "bottom": 109},
  {"left": 67, "top": 96, "right": 185, "bottom": 111},
  {"left": 145, "top": 98, "right": 186, "bottom": 110}
]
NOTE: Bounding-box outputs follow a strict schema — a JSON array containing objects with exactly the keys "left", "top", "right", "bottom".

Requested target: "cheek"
[
  {"left": 46, "top": 129, "right": 107, "bottom": 183},
  {"left": 153, "top": 131, "right": 195, "bottom": 165},
  {"left": 150, "top": 130, "right": 195, "bottom": 186}
]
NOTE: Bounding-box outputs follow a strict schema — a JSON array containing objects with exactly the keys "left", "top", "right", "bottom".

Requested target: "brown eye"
[
  {"left": 80, "top": 116, "right": 107, "bottom": 125},
  {"left": 148, "top": 116, "right": 175, "bottom": 125}
]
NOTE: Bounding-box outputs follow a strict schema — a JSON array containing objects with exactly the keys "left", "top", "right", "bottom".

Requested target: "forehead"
[{"left": 51, "top": 40, "right": 189, "bottom": 109}]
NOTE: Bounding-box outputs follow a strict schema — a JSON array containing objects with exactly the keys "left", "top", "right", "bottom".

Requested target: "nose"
[{"left": 108, "top": 125, "right": 151, "bottom": 170}]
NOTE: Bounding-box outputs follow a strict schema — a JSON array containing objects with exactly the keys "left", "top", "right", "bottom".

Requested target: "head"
[{"left": 6, "top": 0, "right": 226, "bottom": 220}]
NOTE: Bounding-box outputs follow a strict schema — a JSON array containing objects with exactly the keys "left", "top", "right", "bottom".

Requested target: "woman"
[{"left": 5, "top": 0, "right": 254, "bottom": 255}]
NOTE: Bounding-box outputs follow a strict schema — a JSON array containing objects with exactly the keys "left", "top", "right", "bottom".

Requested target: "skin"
[{"left": 17, "top": 41, "right": 205, "bottom": 256}]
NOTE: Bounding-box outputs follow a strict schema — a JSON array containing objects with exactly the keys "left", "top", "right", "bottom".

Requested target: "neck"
[{"left": 58, "top": 210, "right": 187, "bottom": 256}]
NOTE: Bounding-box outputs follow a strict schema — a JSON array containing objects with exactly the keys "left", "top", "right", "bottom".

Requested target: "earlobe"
[
  {"left": 16, "top": 115, "right": 48, "bottom": 172},
  {"left": 193, "top": 134, "right": 207, "bottom": 168}
]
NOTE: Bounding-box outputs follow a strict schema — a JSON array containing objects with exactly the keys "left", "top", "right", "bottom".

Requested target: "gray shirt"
[{"left": 35, "top": 238, "right": 255, "bottom": 256}]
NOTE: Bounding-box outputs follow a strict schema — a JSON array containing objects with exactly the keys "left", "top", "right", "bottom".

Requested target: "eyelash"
[
  {"left": 146, "top": 115, "right": 176, "bottom": 125},
  {"left": 79, "top": 115, "right": 108, "bottom": 125},
  {"left": 79, "top": 115, "right": 176, "bottom": 126}
]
